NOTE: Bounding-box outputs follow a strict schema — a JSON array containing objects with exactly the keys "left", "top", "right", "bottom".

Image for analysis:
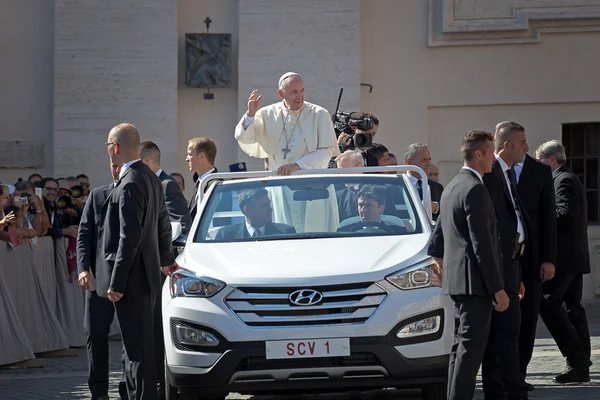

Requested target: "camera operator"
[
  {"left": 337, "top": 112, "right": 378, "bottom": 148},
  {"left": 13, "top": 180, "right": 49, "bottom": 237}
]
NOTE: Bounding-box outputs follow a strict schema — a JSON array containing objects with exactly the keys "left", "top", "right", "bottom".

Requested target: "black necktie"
[
  {"left": 506, "top": 168, "right": 528, "bottom": 241},
  {"left": 417, "top": 180, "right": 423, "bottom": 200},
  {"left": 252, "top": 229, "right": 261, "bottom": 237},
  {"left": 506, "top": 169, "right": 519, "bottom": 209}
]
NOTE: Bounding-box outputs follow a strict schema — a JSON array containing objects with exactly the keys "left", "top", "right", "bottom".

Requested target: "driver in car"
[
  {"left": 337, "top": 185, "right": 406, "bottom": 234},
  {"left": 215, "top": 188, "right": 296, "bottom": 240}
]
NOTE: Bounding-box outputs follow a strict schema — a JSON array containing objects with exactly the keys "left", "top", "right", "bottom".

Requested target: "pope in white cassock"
[{"left": 234, "top": 72, "right": 341, "bottom": 232}]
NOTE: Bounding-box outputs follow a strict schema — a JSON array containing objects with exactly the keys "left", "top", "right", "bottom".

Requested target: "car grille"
[
  {"left": 225, "top": 282, "right": 387, "bottom": 327},
  {"left": 235, "top": 352, "right": 382, "bottom": 372}
]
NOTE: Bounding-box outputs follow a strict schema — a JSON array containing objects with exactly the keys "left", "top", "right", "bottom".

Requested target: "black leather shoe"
[
  {"left": 552, "top": 366, "right": 591, "bottom": 384},
  {"left": 523, "top": 382, "right": 534, "bottom": 391}
]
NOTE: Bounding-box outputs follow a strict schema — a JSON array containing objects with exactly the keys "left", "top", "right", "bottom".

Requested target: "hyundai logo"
[{"left": 289, "top": 289, "right": 323, "bottom": 306}]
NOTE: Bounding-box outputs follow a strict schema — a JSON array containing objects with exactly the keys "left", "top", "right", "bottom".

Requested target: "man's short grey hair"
[
  {"left": 336, "top": 149, "right": 364, "bottom": 167},
  {"left": 536, "top": 140, "right": 567, "bottom": 165},
  {"left": 404, "top": 143, "right": 428, "bottom": 162},
  {"left": 238, "top": 188, "right": 269, "bottom": 209}
]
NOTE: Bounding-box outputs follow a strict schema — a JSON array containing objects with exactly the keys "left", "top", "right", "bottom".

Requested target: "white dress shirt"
[
  {"left": 461, "top": 166, "right": 483, "bottom": 183},
  {"left": 245, "top": 220, "right": 266, "bottom": 237},
  {"left": 155, "top": 169, "right": 163, "bottom": 178},
  {"left": 495, "top": 154, "right": 525, "bottom": 243},
  {"left": 118, "top": 159, "right": 141, "bottom": 180},
  {"left": 512, "top": 154, "right": 526, "bottom": 183}
]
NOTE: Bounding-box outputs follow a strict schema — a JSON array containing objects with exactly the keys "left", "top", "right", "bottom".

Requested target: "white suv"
[{"left": 163, "top": 167, "right": 452, "bottom": 400}]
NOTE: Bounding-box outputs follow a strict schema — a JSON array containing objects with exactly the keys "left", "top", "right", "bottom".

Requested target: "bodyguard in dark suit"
[
  {"left": 100, "top": 124, "right": 175, "bottom": 400},
  {"left": 513, "top": 152, "right": 557, "bottom": 389},
  {"left": 481, "top": 122, "right": 530, "bottom": 400},
  {"left": 428, "top": 130, "right": 507, "bottom": 400},
  {"left": 404, "top": 143, "right": 444, "bottom": 221},
  {"left": 140, "top": 141, "right": 192, "bottom": 236},
  {"left": 536, "top": 140, "right": 592, "bottom": 383},
  {"left": 140, "top": 141, "right": 192, "bottom": 398},
  {"left": 77, "top": 163, "right": 127, "bottom": 400},
  {"left": 215, "top": 188, "right": 295, "bottom": 240}
]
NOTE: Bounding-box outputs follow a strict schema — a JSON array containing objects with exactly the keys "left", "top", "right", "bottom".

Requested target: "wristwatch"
[{"left": 36, "top": 209, "right": 46, "bottom": 214}]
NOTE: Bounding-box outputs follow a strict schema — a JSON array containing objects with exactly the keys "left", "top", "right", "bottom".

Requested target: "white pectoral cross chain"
[{"left": 281, "top": 108, "right": 302, "bottom": 159}]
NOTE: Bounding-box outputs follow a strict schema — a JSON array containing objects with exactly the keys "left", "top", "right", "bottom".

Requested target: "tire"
[
  {"left": 164, "top": 361, "right": 227, "bottom": 400},
  {"left": 421, "top": 382, "right": 447, "bottom": 400},
  {"left": 165, "top": 362, "right": 178, "bottom": 400}
]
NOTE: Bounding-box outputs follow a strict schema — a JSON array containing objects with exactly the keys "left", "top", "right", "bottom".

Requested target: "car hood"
[{"left": 180, "top": 234, "right": 432, "bottom": 286}]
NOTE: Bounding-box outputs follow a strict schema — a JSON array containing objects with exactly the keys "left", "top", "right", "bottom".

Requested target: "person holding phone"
[{"left": 15, "top": 180, "right": 49, "bottom": 237}]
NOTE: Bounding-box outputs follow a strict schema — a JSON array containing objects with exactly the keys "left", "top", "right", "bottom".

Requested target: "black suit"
[
  {"left": 215, "top": 222, "right": 295, "bottom": 240},
  {"left": 77, "top": 183, "right": 127, "bottom": 399},
  {"left": 189, "top": 168, "right": 232, "bottom": 226},
  {"left": 411, "top": 177, "right": 444, "bottom": 221},
  {"left": 159, "top": 170, "right": 192, "bottom": 236},
  {"left": 430, "top": 169, "right": 503, "bottom": 400},
  {"left": 429, "top": 180, "right": 444, "bottom": 222},
  {"left": 156, "top": 170, "right": 192, "bottom": 395},
  {"left": 514, "top": 154, "right": 557, "bottom": 380},
  {"left": 481, "top": 159, "right": 529, "bottom": 400},
  {"left": 336, "top": 186, "right": 401, "bottom": 222},
  {"left": 539, "top": 166, "right": 591, "bottom": 368},
  {"left": 99, "top": 160, "right": 174, "bottom": 400}
]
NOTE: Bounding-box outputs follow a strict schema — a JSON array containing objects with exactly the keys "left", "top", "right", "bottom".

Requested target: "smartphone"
[{"left": 35, "top": 188, "right": 43, "bottom": 198}]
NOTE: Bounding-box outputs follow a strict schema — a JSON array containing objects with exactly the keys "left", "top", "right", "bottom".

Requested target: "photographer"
[
  {"left": 14, "top": 180, "right": 49, "bottom": 236},
  {"left": 3, "top": 205, "right": 37, "bottom": 245},
  {"left": 40, "top": 177, "right": 78, "bottom": 240}
]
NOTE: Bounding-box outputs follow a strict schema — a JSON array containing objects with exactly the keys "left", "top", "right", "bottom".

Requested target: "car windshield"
[{"left": 193, "top": 175, "right": 425, "bottom": 242}]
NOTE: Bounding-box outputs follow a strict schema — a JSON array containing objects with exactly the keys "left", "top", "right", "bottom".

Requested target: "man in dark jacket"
[{"left": 536, "top": 139, "right": 592, "bottom": 384}]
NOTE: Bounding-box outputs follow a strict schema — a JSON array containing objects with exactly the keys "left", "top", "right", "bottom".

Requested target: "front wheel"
[
  {"left": 165, "top": 362, "right": 226, "bottom": 400},
  {"left": 421, "top": 381, "right": 447, "bottom": 400}
]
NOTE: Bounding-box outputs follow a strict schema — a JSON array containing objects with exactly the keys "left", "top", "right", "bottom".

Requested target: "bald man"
[{"left": 100, "top": 123, "right": 175, "bottom": 400}]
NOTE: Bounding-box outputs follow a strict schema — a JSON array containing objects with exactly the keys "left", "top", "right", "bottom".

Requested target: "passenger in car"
[
  {"left": 215, "top": 188, "right": 296, "bottom": 240},
  {"left": 337, "top": 185, "right": 407, "bottom": 234}
]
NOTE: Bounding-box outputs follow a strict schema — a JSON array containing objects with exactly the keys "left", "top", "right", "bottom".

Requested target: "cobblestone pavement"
[{"left": 1, "top": 302, "right": 599, "bottom": 399}]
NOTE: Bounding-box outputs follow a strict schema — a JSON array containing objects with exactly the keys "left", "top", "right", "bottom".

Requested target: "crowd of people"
[{"left": 0, "top": 71, "right": 592, "bottom": 400}]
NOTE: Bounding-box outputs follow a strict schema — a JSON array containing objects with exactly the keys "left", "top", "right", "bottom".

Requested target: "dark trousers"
[
  {"left": 84, "top": 290, "right": 127, "bottom": 399},
  {"left": 447, "top": 295, "right": 493, "bottom": 400},
  {"left": 115, "top": 291, "right": 157, "bottom": 400},
  {"left": 518, "top": 266, "right": 542, "bottom": 380},
  {"left": 482, "top": 291, "right": 526, "bottom": 400},
  {"left": 154, "top": 275, "right": 166, "bottom": 393},
  {"left": 539, "top": 272, "right": 591, "bottom": 368}
]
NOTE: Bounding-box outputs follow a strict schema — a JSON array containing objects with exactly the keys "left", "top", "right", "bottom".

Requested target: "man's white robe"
[{"left": 234, "top": 101, "right": 341, "bottom": 232}]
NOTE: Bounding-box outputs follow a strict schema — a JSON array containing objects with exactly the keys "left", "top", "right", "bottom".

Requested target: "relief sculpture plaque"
[{"left": 185, "top": 33, "right": 232, "bottom": 88}]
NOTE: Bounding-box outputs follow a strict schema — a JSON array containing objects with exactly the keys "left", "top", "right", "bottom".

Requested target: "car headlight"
[
  {"left": 386, "top": 260, "right": 441, "bottom": 290},
  {"left": 170, "top": 268, "right": 226, "bottom": 298}
]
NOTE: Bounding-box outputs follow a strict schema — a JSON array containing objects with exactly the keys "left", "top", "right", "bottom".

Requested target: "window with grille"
[{"left": 562, "top": 123, "right": 600, "bottom": 223}]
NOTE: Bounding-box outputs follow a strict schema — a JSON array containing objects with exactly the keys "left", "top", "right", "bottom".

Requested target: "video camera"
[
  {"left": 333, "top": 111, "right": 374, "bottom": 150},
  {"left": 331, "top": 88, "right": 374, "bottom": 151}
]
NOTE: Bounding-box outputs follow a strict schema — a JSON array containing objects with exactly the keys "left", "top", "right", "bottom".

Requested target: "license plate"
[{"left": 265, "top": 338, "right": 350, "bottom": 360}]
